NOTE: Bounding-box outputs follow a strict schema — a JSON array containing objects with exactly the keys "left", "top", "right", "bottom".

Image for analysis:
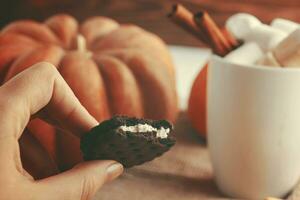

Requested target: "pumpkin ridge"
[
  {"left": 20, "top": 128, "right": 59, "bottom": 179},
  {"left": 45, "top": 14, "right": 79, "bottom": 49},
  {"left": 58, "top": 51, "right": 110, "bottom": 121},
  {"left": 92, "top": 25, "right": 174, "bottom": 78},
  {"left": 100, "top": 48, "right": 177, "bottom": 122},
  {"left": 0, "top": 45, "right": 38, "bottom": 83},
  {"left": 93, "top": 54, "right": 144, "bottom": 117},
  {"left": 0, "top": 32, "right": 38, "bottom": 47},
  {"left": 27, "top": 119, "right": 57, "bottom": 163},
  {"left": 91, "top": 25, "right": 145, "bottom": 51},
  {"left": 1, "top": 20, "right": 60, "bottom": 45},
  {"left": 4, "top": 45, "right": 65, "bottom": 82},
  {"left": 95, "top": 48, "right": 178, "bottom": 121},
  {"left": 80, "top": 16, "right": 120, "bottom": 47},
  {"left": 0, "top": 33, "right": 41, "bottom": 78}
]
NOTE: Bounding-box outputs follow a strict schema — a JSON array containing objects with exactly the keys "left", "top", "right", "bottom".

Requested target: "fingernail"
[{"left": 106, "top": 162, "right": 123, "bottom": 182}]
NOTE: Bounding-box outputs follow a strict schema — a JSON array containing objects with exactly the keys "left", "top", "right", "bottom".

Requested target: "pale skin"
[{"left": 0, "top": 62, "right": 123, "bottom": 200}]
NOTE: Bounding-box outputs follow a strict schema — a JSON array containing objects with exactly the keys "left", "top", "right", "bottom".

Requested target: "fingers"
[
  {"left": 36, "top": 161, "right": 123, "bottom": 200},
  {"left": 0, "top": 62, "right": 97, "bottom": 142}
]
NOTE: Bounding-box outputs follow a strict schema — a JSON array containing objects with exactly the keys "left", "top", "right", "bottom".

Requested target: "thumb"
[{"left": 36, "top": 160, "right": 123, "bottom": 200}]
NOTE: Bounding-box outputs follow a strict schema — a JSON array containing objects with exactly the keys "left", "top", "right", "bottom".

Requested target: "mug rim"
[{"left": 211, "top": 55, "right": 300, "bottom": 73}]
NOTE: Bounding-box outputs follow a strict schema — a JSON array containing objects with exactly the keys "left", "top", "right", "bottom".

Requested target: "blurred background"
[{"left": 1, "top": 0, "right": 300, "bottom": 46}]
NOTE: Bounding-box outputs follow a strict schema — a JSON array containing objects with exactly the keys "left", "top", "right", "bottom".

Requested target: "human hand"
[{"left": 0, "top": 62, "right": 123, "bottom": 200}]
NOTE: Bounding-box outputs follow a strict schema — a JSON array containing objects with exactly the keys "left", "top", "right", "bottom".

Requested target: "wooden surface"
[{"left": 1, "top": 0, "right": 300, "bottom": 46}]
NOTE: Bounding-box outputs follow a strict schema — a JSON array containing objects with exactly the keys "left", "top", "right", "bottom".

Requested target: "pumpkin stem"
[
  {"left": 76, "top": 34, "right": 86, "bottom": 52},
  {"left": 76, "top": 34, "right": 92, "bottom": 58}
]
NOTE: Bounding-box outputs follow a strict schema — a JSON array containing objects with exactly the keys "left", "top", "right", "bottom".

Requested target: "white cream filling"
[{"left": 118, "top": 124, "right": 170, "bottom": 139}]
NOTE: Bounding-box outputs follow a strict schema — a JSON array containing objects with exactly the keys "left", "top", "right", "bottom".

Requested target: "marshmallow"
[
  {"left": 256, "top": 52, "right": 281, "bottom": 67},
  {"left": 271, "top": 18, "right": 299, "bottom": 34},
  {"left": 273, "top": 28, "right": 300, "bottom": 67},
  {"left": 226, "top": 13, "right": 261, "bottom": 40},
  {"left": 226, "top": 13, "right": 288, "bottom": 51},
  {"left": 224, "top": 42, "right": 263, "bottom": 65},
  {"left": 243, "top": 24, "right": 287, "bottom": 51}
]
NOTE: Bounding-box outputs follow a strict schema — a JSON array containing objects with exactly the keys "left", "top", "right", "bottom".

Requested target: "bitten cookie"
[{"left": 80, "top": 116, "right": 176, "bottom": 168}]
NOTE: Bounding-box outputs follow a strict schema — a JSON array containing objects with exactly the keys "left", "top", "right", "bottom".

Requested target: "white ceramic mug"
[{"left": 207, "top": 56, "right": 300, "bottom": 199}]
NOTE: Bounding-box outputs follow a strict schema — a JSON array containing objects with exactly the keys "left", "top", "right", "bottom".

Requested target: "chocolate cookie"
[{"left": 80, "top": 116, "right": 176, "bottom": 168}]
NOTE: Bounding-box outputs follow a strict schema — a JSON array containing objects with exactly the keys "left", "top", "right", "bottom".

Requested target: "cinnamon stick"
[
  {"left": 168, "top": 4, "right": 240, "bottom": 56},
  {"left": 222, "top": 28, "right": 240, "bottom": 49},
  {"left": 168, "top": 4, "right": 209, "bottom": 45},
  {"left": 194, "top": 11, "right": 232, "bottom": 56}
]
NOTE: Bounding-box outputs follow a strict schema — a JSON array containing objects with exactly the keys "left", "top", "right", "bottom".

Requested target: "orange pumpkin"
[
  {"left": 0, "top": 14, "right": 178, "bottom": 177},
  {"left": 188, "top": 63, "right": 208, "bottom": 138}
]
